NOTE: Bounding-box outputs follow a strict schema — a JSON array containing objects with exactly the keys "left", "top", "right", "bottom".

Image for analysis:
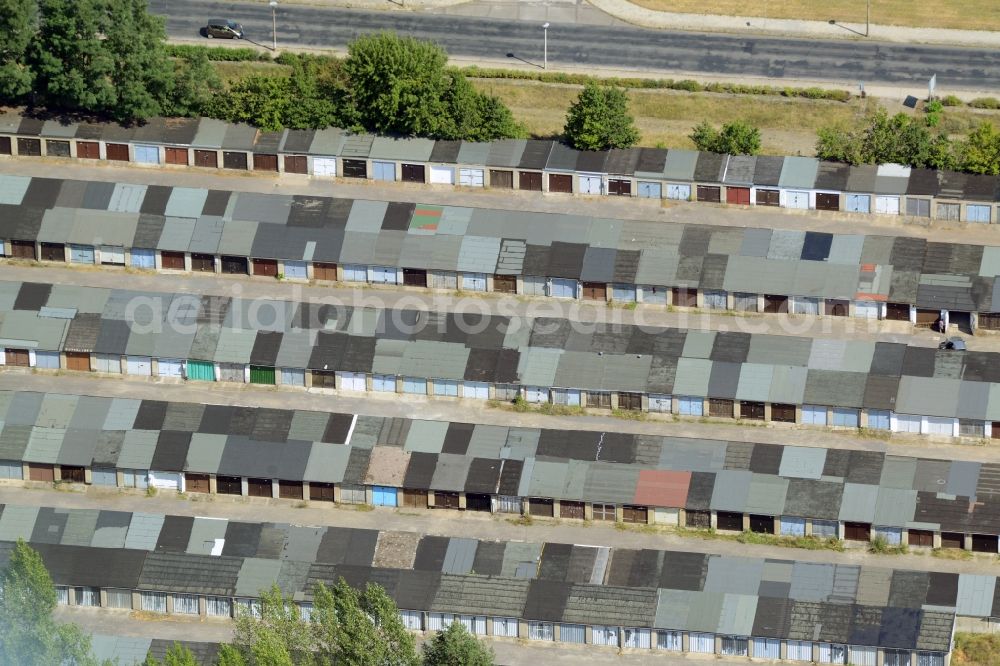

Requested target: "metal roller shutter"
[
  {"left": 249, "top": 366, "right": 275, "bottom": 385},
  {"left": 185, "top": 360, "right": 215, "bottom": 381}
]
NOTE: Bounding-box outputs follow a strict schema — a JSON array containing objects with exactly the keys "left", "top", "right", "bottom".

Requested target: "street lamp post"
[
  {"left": 542, "top": 22, "right": 550, "bottom": 70},
  {"left": 270, "top": 0, "right": 278, "bottom": 51},
  {"left": 866, "top": 0, "right": 870, "bottom": 37}
]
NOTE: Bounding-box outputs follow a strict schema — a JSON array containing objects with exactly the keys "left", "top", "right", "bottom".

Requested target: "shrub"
[
  {"left": 970, "top": 97, "right": 1000, "bottom": 109},
  {"left": 941, "top": 94, "right": 963, "bottom": 106},
  {"left": 165, "top": 44, "right": 270, "bottom": 62}
]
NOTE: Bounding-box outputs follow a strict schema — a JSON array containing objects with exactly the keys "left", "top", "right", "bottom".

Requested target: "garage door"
[
  {"left": 164, "top": 147, "right": 188, "bottom": 165},
  {"left": 519, "top": 171, "right": 542, "bottom": 191},
  {"left": 373, "top": 161, "right": 395, "bottom": 181},
  {"left": 429, "top": 166, "right": 455, "bottom": 184},
  {"left": 370, "top": 266, "right": 398, "bottom": 284},
  {"left": 756, "top": 188, "right": 780, "bottom": 206},
  {"left": 549, "top": 173, "right": 572, "bottom": 193},
  {"left": 464, "top": 382, "right": 489, "bottom": 399},
  {"left": 725, "top": 187, "right": 751, "bottom": 205},
  {"left": 158, "top": 358, "right": 183, "bottom": 377},
  {"left": 223, "top": 151, "right": 248, "bottom": 169},
  {"left": 373, "top": 486, "right": 398, "bottom": 507},
  {"left": 402, "top": 163, "right": 425, "bottom": 182},
  {"left": 100, "top": 245, "right": 125, "bottom": 265},
  {"left": 579, "top": 175, "right": 602, "bottom": 194},
  {"left": 131, "top": 248, "right": 155, "bottom": 269},
  {"left": 253, "top": 154, "right": 278, "bottom": 171},
  {"left": 490, "top": 170, "right": 513, "bottom": 188},
  {"left": 313, "top": 157, "right": 337, "bottom": 176},
  {"left": 550, "top": 278, "right": 577, "bottom": 298},
  {"left": 76, "top": 141, "right": 100, "bottom": 159},
  {"left": 906, "top": 198, "right": 930, "bottom": 217},
  {"left": 780, "top": 516, "right": 806, "bottom": 536},
  {"left": 3, "top": 349, "right": 29, "bottom": 367},
  {"left": 666, "top": 184, "right": 691, "bottom": 200},
  {"left": 106, "top": 143, "right": 129, "bottom": 161},
  {"left": 283, "top": 261, "right": 307, "bottom": 279},
  {"left": 283, "top": 155, "right": 307, "bottom": 174},
  {"left": 69, "top": 244, "right": 95, "bottom": 264},
  {"left": 854, "top": 301, "right": 880, "bottom": 319},
  {"left": 149, "top": 471, "right": 180, "bottom": 491},
  {"left": 252, "top": 258, "right": 278, "bottom": 277},
  {"left": 194, "top": 149, "right": 218, "bottom": 168},
  {"left": 926, "top": 417, "right": 954, "bottom": 436},
  {"left": 815, "top": 192, "right": 840, "bottom": 210},
  {"left": 338, "top": 372, "right": 367, "bottom": 391},
  {"left": 876, "top": 196, "right": 900, "bottom": 215},
  {"left": 784, "top": 190, "right": 809, "bottom": 209},
  {"left": 894, "top": 414, "right": 921, "bottom": 433},
  {"left": 461, "top": 273, "right": 487, "bottom": 291},
  {"left": 65, "top": 352, "right": 91, "bottom": 372},
  {"left": 249, "top": 365, "right": 276, "bottom": 385},
  {"left": 313, "top": 262, "right": 337, "bottom": 281},
  {"left": 846, "top": 193, "right": 871, "bottom": 212},
  {"left": 126, "top": 356, "right": 152, "bottom": 375},
  {"left": 608, "top": 179, "right": 631, "bottom": 196},
  {"left": 186, "top": 360, "right": 215, "bottom": 381},
  {"left": 637, "top": 182, "right": 661, "bottom": 198},
  {"left": 459, "top": 168, "right": 484, "bottom": 187},
  {"left": 134, "top": 145, "right": 159, "bottom": 164}
]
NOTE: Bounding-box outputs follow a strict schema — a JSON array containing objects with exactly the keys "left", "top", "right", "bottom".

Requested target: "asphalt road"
[{"left": 149, "top": 0, "right": 1000, "bottom": 89}]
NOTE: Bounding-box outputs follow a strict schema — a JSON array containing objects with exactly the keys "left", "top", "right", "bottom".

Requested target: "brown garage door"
[
  {"left": 815, "top": 193, "right": 841, "bottom": 211},
  {"left": 28, "top": 463, "right": 54, "bottom": 482},
  {"left": 253, "top": 154, "right": 278, "bottom": 171},
  {"left": 164, "top": 147, "right": 188, "bottom": 165},
  {"left": 726, "top": 187, "right": 751, "bottom": 205},
  {"left": 622, "top": 505, "right": 648, "bottom": 524},
  {"left": 402, "top": 489, "right": 428, "bottom": 509},
  {"left": 222, "top": 151, "right": 248, "bottom": 170},
  {"left": 314, "top": 262, "right": 337, "bottom": 281},
  {"left": 528, "top": 498, "right": 554, "bottom": 517},
  {"left": 972, "top": 534, "right": 998, "bottom": 553},
  {"left": 672, "top": 288, "right": 697, "bottom": 307},
  {"left": 749, "top": 515, "right": 774, "bottom": 534},
  {"left": 10, "top": 240, "right": 36, "bottom": 259},
  {"left": 194, "top": 150, "right": 218, "bottom": 168},
  {"left": 825, "top": 299, "right": 849, "bottom": 316},
  {"left": 311, "top": 370, "right": 336, "bottom": 388},
  {"left": 217, "top": 475, "right": 242, "bottom": 495},
  {"left": 160, "top": 251, "right": 186, "bottom": 270},
  {"left": 247, "top": 478, "right": 272, "bottom": 497},
  {"left": 343, "top": 159, "right": 367, "bottom": 178},
  {"left": 493, "top": 274, "right": 517, "bottom": 293},
  {"left": 756, "top": 188, "right": 780, "bottom": 206},
  {"left": 310, "top": 482, "right": 335, "bottom": 502},
  {"left": 0, "top": 136, "right": 10, "bottom": 155},
  {"left": 915, "top": 309, "right": 939, "bottom": 327},
  {"left": 696, "top": 185, "right": 721, "bottom": 202},
  {"left": 60, "top": 465, "right": 85, "bottom": 483},
  {"left": 65, "top": 352, "right": 91, "bottom": 372},
  {"left": 764, "top": 295, "right": 788, "bottom": 313},
  {"left": 560, "top": 500, "right": 585, "bottom": 520},
  {"left": 186, "top": 473, "right": 211, "bottom": 494},
  {"left": 279, "top": 480, "right": 303, "bottom": 500},
  {"left": 608, "top": 179, "right": 632, "bottom": 196},
  {"left": 740, "top": 401, "right": 765, "bottom": 420},
  {"left": 435, "top": 491, "right": 460, "bottom": 510},
  {"left": 708, "top": 398, "right": 734, "bottom": 418},
  {"left": 885, "top": 303, "right": 910, "bottom": 320},
  {"left": 844, "top": 522, "right": 871, "bottom": 541},
  {"left": 4, "top": 348, "right": 30, "bottom": 367},
  {"left": 490, "top": 170, "right": 513, "bottom": 189},
  {"left": 191, "top": 253, "right": 215, "bottom": 272},
  {"left": 76, "top": 141, "right": 100, "bottom": 159},
  {"left": 686, "top": 510, "right": 711, "bottom": 529},
  {"left": 106, "top": 143, "right": 129, "bottom": 161},
  {"left": 771, "top": 404, "right": 796, "bottom": 423},
  {"left": 941, "top": 532, "right": 964, "bottom": 549},
  {"left": 908, "top": 529, "right": 933, "bottom": 547},
  {"left": 252, "top": 258, "right": 278, "bottom": 277},
  {"left": 519, "top": 171, "right": 543, "bottom": 191},
  {"left": 582, "top": 282, "right": 607, "bottom": 300},
  {"left": 401, "top": 163, "right": 425, "bottom": 182},
  {"left": 549, "top": 174, "right": 572, "bottom": 193},
  {"left": 283, "top": 155, "right": 307, "bottom": 174},
  {"left": 980, "top": 313, "right": 1000, "bottom": 330},
  {"left": 618, "top": 392, "right": 643, "bottom": 411},
  {"left": 402, "top": 268, "right": 427, "bottom": 287},
  {"left": 17, "top": 138, "right": 41, "bottom": 156},
  {"left": 221, "top": 256, "right": 248, "bottom": 275},
  {"left": 40, "top": 243, "right": 65, "bottom": 262}
]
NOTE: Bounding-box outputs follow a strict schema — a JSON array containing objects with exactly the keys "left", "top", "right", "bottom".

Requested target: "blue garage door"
[
  {"left": 134, "top": 145, "right": 159, "bottom": 164},
  {"left": 846, "top": 194, "right": 870, "bottom": 213},
  {"left": 780, "top": 516, "right": 806, "bottom": 537},
  {"left": 131, "top": 248, "right": 155, "bottom": 269},
  {"left": 637, "top": 182, "right": 661, "bottom": 198},
  {"left": 284, "top": 261, "right": 307, "bottom": 279},
  {"left": 550, "top": 278, "right": 577, "bottom": 298},
  {"left": 69, "top": 244, "right": 95, "bottom": 264},
  {"left": 373, "top": 161, "right": 395, "bottom": 181},
  {"left": 372, "top": 486, "right": 398, "bottom": 507}
]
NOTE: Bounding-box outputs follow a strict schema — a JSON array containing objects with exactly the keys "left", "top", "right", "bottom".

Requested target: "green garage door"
[
  {"left": 249, "top": 365, "right": 276, "bottom": 385},
  {"left": 186, "top": 360, "right": 215, "bottom": 381}
]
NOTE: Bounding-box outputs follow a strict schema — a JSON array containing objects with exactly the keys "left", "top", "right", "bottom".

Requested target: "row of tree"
[{"left": 0, "top": 538, "right": 494, "bottom": 666}]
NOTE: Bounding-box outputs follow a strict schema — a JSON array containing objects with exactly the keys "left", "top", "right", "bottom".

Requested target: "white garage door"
[
  {"left": 579, "top": 175, "right": 602, "bottom": 194},
  {"left": 337, "top": 371, "right": 367, "bottom": 392},
  {"left": 894, "top": 413, "right": 921, "bottom": 433},
  {"left": 525, "top": 386, "right": 549, "bottom": 403},
  {"left": 100, "top": 245, "right": 125, "bottom": 265},
  {"left": 876, "top": 196, "right": 900, "bottom": 215},
  {"left": 854, "top": 300, "right": 880, "bottom": 319},
  {"left": 369, "top": 266, "right": 398, "bottom": 284},
  {"left": 313, "top": 158, "right": 337, "bottom": 177},
  {"left": 126, "top": 356, "right": 152, "bottom": 376},
  {"left": 459, "top": 168, "right": 484, "bottom": 187},
  {"left": 926, "top": 417, "right": 954, "bottom": 436},
  {"left": 149, "top": 471, "right": 180, "bottom": 491},
  {"left": 463, "top": 382, "right": 489, "bottom": 399},
  {"left": 158, "top": 358, "right": 183, "bottom": 377},
  {"left": 784, "top": 190, "right": 809, "bottom": 209},
  {"left": 430, "top": 166, "right": 455, "bottom": 185}
]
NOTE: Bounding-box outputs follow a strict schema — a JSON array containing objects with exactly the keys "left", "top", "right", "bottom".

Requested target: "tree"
[
  {"left": 164, "top": 51, "right": 222, "bottom": 118},
  {"left": 101, "top": 0, "right": 174, "bottom": 122},
  {"left": 283, "top": 55, "right": 340, "bottom": 130},
  {"left": 440, "top": 74, "right": 523, "bottom": 141},
  {"left": 690, "top": 119, "right": 761, "bottom": 155},
  {"left": 0, "top": 0, "right": 37, "bottom": 101},
  {"left": 0, "top": 539, "right": 101, "bottom": 665},
  {"left": 959, "top": 121, "right": 1000, "bottom": 175},
  {"left": 229, "top": 586, "right": 315, "bottom": 666},
  {"left": 422, "top": 622, "right": 495, "bottom": 666},
  {"left": 142, "top": 643, "right": 198, "bottom": 666},
  {"left": 312, "top": 580, "right": 419, "bottom": 666},
  {"left": 563, "top": 83, "right": 640, "bottom": 151},
  {"left": 205, "top": 75, "right": 291, "bottom": 132},
  {"left": 343, "top": 33, "right": 450, "bottom": 137},
  {"left": 31, "top": 0, "right": 115, "bottom": 112}
]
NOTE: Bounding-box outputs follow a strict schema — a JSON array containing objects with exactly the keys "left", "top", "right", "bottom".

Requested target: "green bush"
[
  {"left": 941, "top": 94, "right": 963, "bottom": 106},
  {"left": 970, "top": 97, "right": 1000, "bottom": 109},
  {"left": 165, "top": 44, "right": 271, "bottom": 62}
]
